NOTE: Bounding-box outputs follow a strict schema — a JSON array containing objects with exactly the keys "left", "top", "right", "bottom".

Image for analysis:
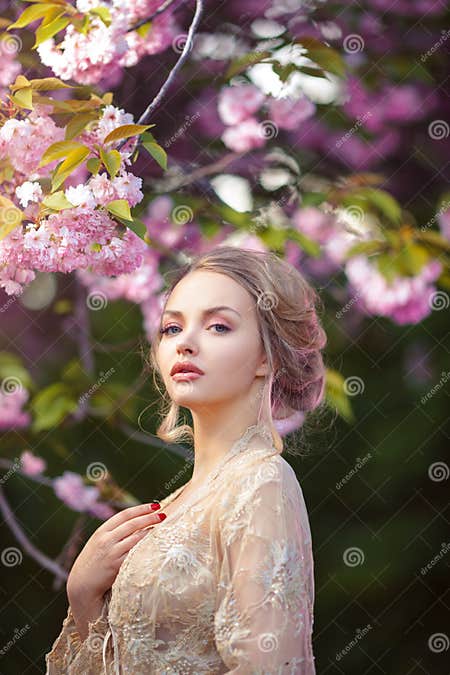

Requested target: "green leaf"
[
  {"left": 365, "top": 188, "right": 402, "bottom": 224},
  {"left": 30, "top": 382, "right": 78, "bottom": 432},
  {"left": 86, "top": 157, "right": 101, "bottom": 175},
  {"left": 395, "top": 242, "right": 430, "bottom": 276},
  {"left": 0, "top": 351, "right": 34, "bottom": 390},
  {"left": 39, "top": 141, "right": 86, "bottom": 168},
  {"left": 103, "top": 124, "right": 155, "bottom": 145},
  {"left": 9, "top": 74, "right": 31, "bottom": 91},
  {"left": 28, "top": 76, "right": 74, "bottom": 91},
  {"left": 142, "top": 139, "right": 167, "bottom": 170},
  {"left": 7, "top": 3, "right": 62, "bottom": 29},
  {"left": 285, "top": 228, "right": 322, "bottom": 257},
  {"left": 295, "top": 36, "right": 346, "bottom": 78},
  {"left": 11, "top": 87, "right": 33, "bottom": 109},
  {"left": 225, "top": 50, "right": 271, "bottom": 79},
  {"left": 128, "top": 217, "right": 147, "bottom": 241},
  {"left": 65, "top": 112, "right": 98, "bottom": 140},
  {"left": 33, "top": 15, "right": 70, "bottom": 49},
  {"left": 106, "top": 199, "right": 132, "bottom": 221},
  {"left": 324, "top": 369, "right": 354, "bottom": 423},
  {"left": 51, "top": 146, "right": 90, "bottom": 191},
  {"left": 100, "top": 148, "right": 121, "bottom": 178},
  {"left": 343, "top": 239, "right": 388, "bottom": 260},
  {"left": 89, "top": 6, "right": 111, "bottom": 26},
  {"left": 414, "top": 230, "right": 450, "bottom": 255},
  {"left": 136, "top": 20, "right": 152, "bottom": 37},
  {"left": 42, "top": 191, "right": 74, "bottom": 211}
]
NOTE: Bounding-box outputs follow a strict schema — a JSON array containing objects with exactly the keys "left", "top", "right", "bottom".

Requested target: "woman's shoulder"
[{"left": 218, "top": 446, "right": 302, "bottom": 503}]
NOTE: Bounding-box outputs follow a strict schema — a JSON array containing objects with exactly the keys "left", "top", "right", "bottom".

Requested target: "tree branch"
[
  {"left": 127, "top": 0, "right": 181, "bottom": 33},
  {"left": 0, "top": 484, "right": 68, "bottom": 581}
]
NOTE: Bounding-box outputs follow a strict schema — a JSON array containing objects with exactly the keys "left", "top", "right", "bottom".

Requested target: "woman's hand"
[{"left": 67, "top": 502, "right": 165, "bottom": 611}]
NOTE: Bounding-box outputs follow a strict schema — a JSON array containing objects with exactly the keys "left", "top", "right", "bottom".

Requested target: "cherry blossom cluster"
[
  {"left": 287, "top": 206, "right": 445, "bottom": 325},
  {"left": 37, "top": 0, "right": 179, "bottom": 85},
  {"left": 217, "top": 83, "right": 316, "bottom": 152},
  {"left": 0, "top": 104, "right": 147, "bottom": 296},
  {"left": 19, "top": 451, "right": 114, "bottom": 520}
]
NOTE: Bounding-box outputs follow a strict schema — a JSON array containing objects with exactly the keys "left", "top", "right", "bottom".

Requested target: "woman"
[{"left": 45, "top": 246, "right": 327, "bottom": 674}]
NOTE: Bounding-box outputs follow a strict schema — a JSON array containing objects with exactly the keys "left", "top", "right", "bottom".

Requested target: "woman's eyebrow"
[{"left": 162, "top": 305, "right": 241, "bottom": 318}]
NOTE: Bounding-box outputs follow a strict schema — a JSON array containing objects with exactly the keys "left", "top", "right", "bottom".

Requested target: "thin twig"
[
  {"left": 136, "top": 0, "right": 204, "bottom": 125},
  {"left": 0, "top": 484, "right": 68, "bottom": 581},
  {"left": 127, "top": 0, "right": 180, "bottom": 33}
]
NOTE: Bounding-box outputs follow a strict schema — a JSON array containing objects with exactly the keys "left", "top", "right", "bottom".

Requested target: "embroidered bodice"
[{"left": 45, "top": 423, "right": 316, "bottom": 674}]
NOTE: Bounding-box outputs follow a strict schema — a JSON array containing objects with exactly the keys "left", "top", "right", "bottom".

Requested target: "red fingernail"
[
  {"left": 150, "top": 503, "right": 161, "bottom": 510},
  {"left": 158, "top": 513, "right": 167, "bottom": 521}
]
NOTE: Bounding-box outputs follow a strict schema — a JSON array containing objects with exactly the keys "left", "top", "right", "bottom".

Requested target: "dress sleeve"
[
  {"left": 213, "top": 457, "right": 316, "bottom": 674},
  {"left": 45, "top": 589, "right": 111, "bottom": 674}
]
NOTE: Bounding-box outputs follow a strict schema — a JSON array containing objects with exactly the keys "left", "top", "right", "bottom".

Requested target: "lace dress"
[{"left": 45, "top": 423, "right": 316, "bottom": 674}]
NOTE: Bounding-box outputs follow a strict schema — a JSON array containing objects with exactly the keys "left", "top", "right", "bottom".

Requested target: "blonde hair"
[{"left": 145, "top": 246, "right": 328, "bottom": 455}]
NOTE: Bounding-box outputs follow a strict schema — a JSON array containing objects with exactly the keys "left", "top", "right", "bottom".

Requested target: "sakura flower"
[
  {"left": 218, "top": 84, "right": 266, "bottom": 125},
  {"left": 268, "top": 95, "right": 316, "bottom": 130},
  {"left": 15, "top": 181, "right": 43, "bottom": 208},
  {"left": 53, "top": 470, "right": 114, "bottom": 520},
  {"left": 20, "top": 450, "right": 47, "bottom": 476},
  {"left": 221, "top": 117, "right": 267, "bottom": 152},
  {"left": 65, "top": 185, "right": 96, "bottom": 211},
  {"left": 0, "top": 387, "right": 31, "bottom": 430},
  {"left": 345, "top": 256, "right": 443, "bottom": 325}
]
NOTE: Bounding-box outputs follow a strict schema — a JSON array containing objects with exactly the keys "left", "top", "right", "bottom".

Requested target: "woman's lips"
[{"left": 171, "top": 372, "right": 204, "bottom": 382}]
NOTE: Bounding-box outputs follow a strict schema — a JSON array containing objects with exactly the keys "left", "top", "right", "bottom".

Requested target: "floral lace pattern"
[{"left": 45, "top": 424, "right": 316, "bottom": 674}]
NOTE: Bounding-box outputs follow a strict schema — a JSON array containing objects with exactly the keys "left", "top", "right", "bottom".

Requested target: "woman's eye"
[
  {"left": 159, "top": 325, "right": 180, "bottom": 335},
  {"left": 159, "top": 323, "right": 230, "bottom": 336},
  {"left": 210, "top": 323, "right": 230, "bottom": 333}
]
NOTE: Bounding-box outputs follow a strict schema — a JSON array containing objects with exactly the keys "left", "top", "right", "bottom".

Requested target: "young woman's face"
[{"left": 156, "top": 270, "right": 268, "bottom": 414}]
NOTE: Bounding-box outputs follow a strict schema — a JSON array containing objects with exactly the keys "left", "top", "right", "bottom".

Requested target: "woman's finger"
[
  {"left": 114, "top": 527, "right": 153, "bottom": 557},
  {"left": 101, "top": 502, "right": 160, "bottom": 532},
  {"left": 111, "top": 511, "right": 164, "bottom": 543}
]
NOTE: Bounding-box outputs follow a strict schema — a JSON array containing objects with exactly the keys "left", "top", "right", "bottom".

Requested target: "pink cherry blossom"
[
  {"left": 217, "top": 85, "right": 266, "bottom": 125},
  {"left": 268, "top": 96, "right": 316, "bottom": 130},
  {"left": 0, "top": 111, "right": 65, "bottom": 176},
  {"left": 20, "top": 450, "right": 47, "bottom": 476},
  {"left": 53, "top": 470, "right": 114, "bottom": 520},
  {"left": 15, "top": 181, "right": 43, "bottom": 208},
  {"left": 345, "top": 256, "right": 442, "bottom": 325},
  {"left": 221, "top": 117, "right": 267, "bottom": 152},
  {"left": 0, "top": 387, "right": 31, "bottom": 430}
]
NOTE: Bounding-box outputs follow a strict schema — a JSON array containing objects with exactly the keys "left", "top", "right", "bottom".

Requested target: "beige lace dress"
[{"left": 45, "top": 424, "right": 316, "bottom": 674}]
